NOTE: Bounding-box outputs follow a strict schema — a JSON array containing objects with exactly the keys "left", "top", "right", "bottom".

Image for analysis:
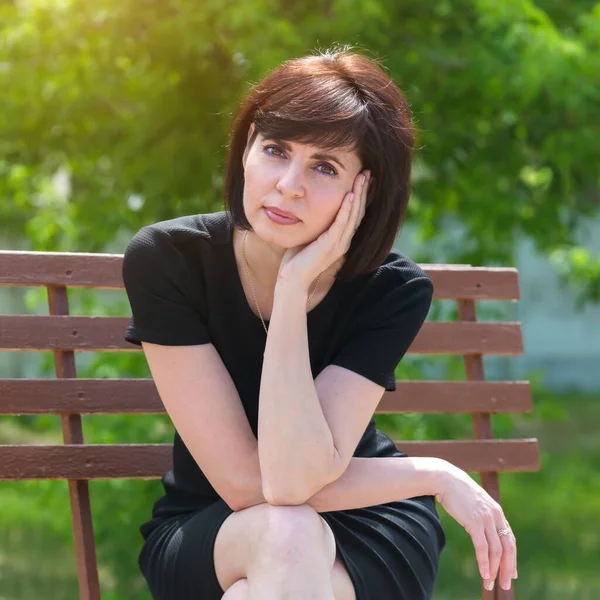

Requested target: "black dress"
[{"left": 122, "top": 211, "right": 446, "bottom": 600}]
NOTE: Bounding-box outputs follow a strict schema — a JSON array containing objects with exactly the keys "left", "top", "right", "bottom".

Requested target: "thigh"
[{"left": 331, "top": 550, "right": 358, "bottom": 600}]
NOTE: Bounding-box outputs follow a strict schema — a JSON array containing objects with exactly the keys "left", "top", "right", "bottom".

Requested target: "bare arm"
[
  {"left": 141, "top": 340, "right": 450, "bottom": 515},
  {"left": 258, "top": 280, "right": 341, "bottom": 505},
  {"left": 141, "top": 341, "right": 267, "bottom": 512},
  {"left": 237, "top": 448, "right": 450, "bottom": 512}
]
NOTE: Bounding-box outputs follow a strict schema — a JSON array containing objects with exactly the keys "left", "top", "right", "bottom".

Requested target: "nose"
[{"left": 275, "top": 162, "right": 305, "bottom": 198}]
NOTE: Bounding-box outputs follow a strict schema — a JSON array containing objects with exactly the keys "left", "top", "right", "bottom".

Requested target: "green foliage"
[{"left": 1, "top": 0, "right": 599, "bottom": 300}]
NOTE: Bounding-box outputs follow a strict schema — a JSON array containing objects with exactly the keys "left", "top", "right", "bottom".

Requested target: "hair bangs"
[{"left": 253, "top": 82, "right": 369, "bottom": 155}]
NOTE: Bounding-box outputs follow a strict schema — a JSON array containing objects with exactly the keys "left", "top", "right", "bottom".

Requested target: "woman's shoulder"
[
  {"left": 343, "top": 248, "right": 433, "bottom": 322},
  {"left": 369, "top": 247, "right": 432, "bottom": 292},
  {"left": 132, "top": 211, "right": 232, "bottom": 247}
]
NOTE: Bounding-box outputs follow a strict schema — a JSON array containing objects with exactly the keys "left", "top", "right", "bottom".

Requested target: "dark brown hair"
[{"left": 223, "top": 44, "right": 416, "bottom": 281}]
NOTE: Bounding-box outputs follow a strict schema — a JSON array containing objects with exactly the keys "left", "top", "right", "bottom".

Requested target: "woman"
[{"left": 122, "top": 46, "right": 517, "bottom": 600}]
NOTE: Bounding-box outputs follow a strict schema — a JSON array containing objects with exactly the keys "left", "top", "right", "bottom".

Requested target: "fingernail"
[
  {"left": 361, "top": 175, "right": 366, "bottom": 187},
  {"left": 486, "top": 581, "right": 495, "bottom": 591}
]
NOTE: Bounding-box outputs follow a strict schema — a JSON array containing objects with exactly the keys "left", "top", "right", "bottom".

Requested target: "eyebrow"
[{"left": 270, "top": 138, "right": 347, "bottom": 171}]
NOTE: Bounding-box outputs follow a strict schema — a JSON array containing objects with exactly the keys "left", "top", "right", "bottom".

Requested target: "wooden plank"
[
  {"left": 0, "top": 251, "right": 519, "bottom": 300},
  {"left": 0, "top": 317, "right": 525, "bottom": 355},
  {"left": 398, "top": 439, "right": 540, "bottom": 473},
  {"left": 378, "top": 381, "right": 532, "bottom": 413},
  {"left": 0, "top": 440, "right": 540, "bottom": 479},
  {"left": 47, "top": 285, "right": 101, "bottom": 600},
  {"left": 0, "top": 379, "right": 533, "bottom": 414},
  {"left": 0, "top": 251, "right": 125, "bottom": 289},
  {"left": 425, "top": 266, "right": 520, "bottom": 300}
]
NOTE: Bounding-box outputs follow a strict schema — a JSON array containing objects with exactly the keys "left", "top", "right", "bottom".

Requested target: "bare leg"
[
  {"left": 214, "top": 503, "right": 354, "bottom": 599},
  {"left": 246, "top": 505, "right": 336, "bottom": 600},
  {"left": 221, "top": 578, "right": 248, "bottom": 599}
]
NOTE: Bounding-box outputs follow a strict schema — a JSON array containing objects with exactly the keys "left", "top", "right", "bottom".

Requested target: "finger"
[
  {"left": 468, "top": 526, "right": 490, "bottom": 583},
  {"left": 336, "top": 174, "right": 364, "bottom": 246},
  {"left": 361, "top": 171, "right": 371, "bottom": 218},
  {"left": 358, "top": 170, "right": 370, "bottom": 223},
  {"left": 498, "top": 527, "right": 517, "bottom": 590},
  {"left": 351, "top": 171, "right": 367, "bottom": 227},
  {"left": 346, "top": 171, "right": 368, "bottom": 238},
  {"left": 332, "top": 192, "right": 354, "bottom": 233},
  {"left": 485, "top": 521, "right": 503, "bottom": 589}
]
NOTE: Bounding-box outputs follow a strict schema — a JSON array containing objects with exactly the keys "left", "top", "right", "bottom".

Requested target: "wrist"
[
  {"left": 274, "top": 276, "right": 310, "bottom": 299},
  {"left": 431, "top": 458, "right": 458, "bottom": 498}
]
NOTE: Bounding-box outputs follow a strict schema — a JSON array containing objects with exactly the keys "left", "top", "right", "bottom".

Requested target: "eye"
[
  {"left": 261, "top": 144, "right": 338, "bottom": 177},
  {"left": 316, "top": 163, "right": 338, "bottom": 177},
  {"left": 262, "top": 144, "right": 285, "bottom": 158}
]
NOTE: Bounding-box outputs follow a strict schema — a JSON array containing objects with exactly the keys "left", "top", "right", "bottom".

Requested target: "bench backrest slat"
[
  {"left": 0, "top": 316, "right": 524, "bottom": 355},
  {"left": 0, "top": 439, "right": 540, "bottom": 479},
  {"left": 0, "top": 251, "right": 520, "bottom": 300},
  {"left": 0, "top": 379, "right": 533, "bottom": 414}
]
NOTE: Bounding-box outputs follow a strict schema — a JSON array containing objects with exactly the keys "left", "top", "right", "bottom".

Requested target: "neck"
[{"left": 239, "top": 229, "right": 284, "bottom": 289}]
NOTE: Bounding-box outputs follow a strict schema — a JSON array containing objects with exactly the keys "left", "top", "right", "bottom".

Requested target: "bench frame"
[{"left": 0, "top": 250, "right": 540, "bottom": 600}]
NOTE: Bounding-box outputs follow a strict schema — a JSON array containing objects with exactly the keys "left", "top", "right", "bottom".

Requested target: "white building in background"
[
  {"left": 397, "top": 212, "right": 600, "bottom": 392},
  {"left": 512, "top": 218, "right": 600, "bottom": 391}
]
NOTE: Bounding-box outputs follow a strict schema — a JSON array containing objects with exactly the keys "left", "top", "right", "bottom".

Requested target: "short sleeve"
[
  {"left": 122, "top": 225, "right": 211, "bottom": 347},
  {"left": 329, "top": 275, "right": 433, "bottom": 392}
]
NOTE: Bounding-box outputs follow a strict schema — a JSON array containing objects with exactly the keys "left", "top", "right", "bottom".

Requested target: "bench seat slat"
[
  {"left": 0, "top": 440, "right": 540, "bottom": 479},
  {"left": 0, "top": 379, "right": 533, "bottom": 414},
  {"left": 0, "top": 316, "right": 524, "bottom": 355}
]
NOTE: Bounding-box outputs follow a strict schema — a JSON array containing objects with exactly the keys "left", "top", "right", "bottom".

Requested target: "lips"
[{"left": 264, "top": 206, "right": 299, "bottom": 221}]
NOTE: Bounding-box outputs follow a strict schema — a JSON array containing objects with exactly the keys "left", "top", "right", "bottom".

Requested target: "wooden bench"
[{"left": 0, "top": 249, "right": 540, "bottom": 600}]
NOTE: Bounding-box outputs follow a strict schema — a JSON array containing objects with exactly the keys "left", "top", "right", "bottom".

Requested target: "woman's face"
[{"left": 242, "top": 123, "right": 363, "bottom": 247}]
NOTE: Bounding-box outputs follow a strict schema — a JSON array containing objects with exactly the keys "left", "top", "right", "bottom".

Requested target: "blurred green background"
[{"left": 1, "top": 0, "right": 600, "bottom": 598}]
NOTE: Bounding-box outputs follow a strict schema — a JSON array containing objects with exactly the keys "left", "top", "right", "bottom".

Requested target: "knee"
[{"left": 258, "top": 503, "right": 326, "bottom": 551}]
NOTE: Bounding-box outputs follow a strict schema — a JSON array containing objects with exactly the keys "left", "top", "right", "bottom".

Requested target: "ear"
[{"left": 242, "top": 122, "right": 256, "bottom": 169}]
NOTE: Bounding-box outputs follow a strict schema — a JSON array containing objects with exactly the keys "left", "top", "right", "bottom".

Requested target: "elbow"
[
  {"left": 262, "top": 462, "right": 341, "bottom": 507},
  {"left": 224, "top": 486, "right": 247, "bottom": 512},
  {"left": 262, "top": 478, "right": 312, "bottom": 506},
  {"left": 263, "top": 484, "right": 314, "bottom": 507}
]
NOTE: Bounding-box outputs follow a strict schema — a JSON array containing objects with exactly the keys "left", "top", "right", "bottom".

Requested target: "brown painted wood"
[
  {"left": 0, "top": 379, "right": 533, "bottom": 415},
  {"left": 457, "top": 299, "right": 514, "bottom": 600},
  {"left": 0, "top": 250, "right": 529, "bottom": 600},
  {"left": 0, "top": 251, "right": 519, "bottom": 299},
  {"left": 380, "top": 381, "right": 532, "bottom": 413},
  {"left": 424, "top": 265, "right": 520, "bottom": 300},
  {"left": 0, "top": 440, "right": 540, "bottom": 480},
  {"left": 0, "top": 316, "right": 525, "bottom": 355},
  {"left": 0, "top": 251, "right": 125, "bottom": 289},
  {"left": 458, "top": 299, "right": 503, "bottom": 502},
  {"left": 47, "top": 286, "right": 101, "bottom": 600}
]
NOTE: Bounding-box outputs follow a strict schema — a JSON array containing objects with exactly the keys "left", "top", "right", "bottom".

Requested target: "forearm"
[
  {"left": 235, "top": 448, "right": 450, "bottom": 514},
  {"left": 258, "top": 279, "right": 338, "bottom": 504},
  {"left": 304, "top": 455, "right": 450, "bottom": 513}
]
